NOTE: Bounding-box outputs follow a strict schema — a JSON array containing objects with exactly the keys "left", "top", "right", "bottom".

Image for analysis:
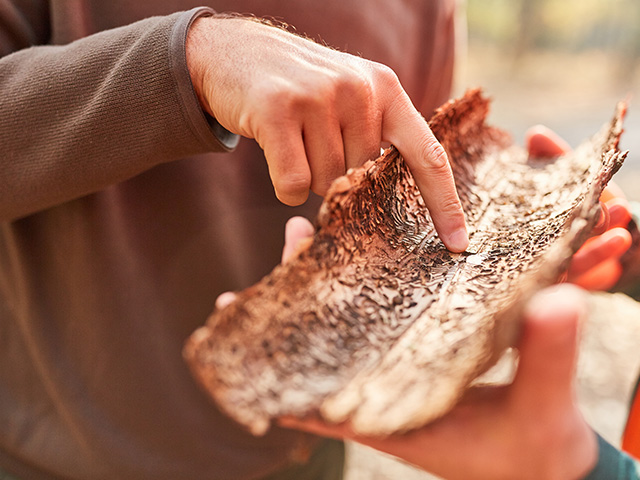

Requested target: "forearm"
[{"left": 0, "top": 7, "right": 236, "bottom": 220}]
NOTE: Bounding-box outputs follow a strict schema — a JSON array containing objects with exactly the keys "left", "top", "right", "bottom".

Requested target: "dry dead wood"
[{"left": 184, "top": 89, "right": 627, "bottom": 436}]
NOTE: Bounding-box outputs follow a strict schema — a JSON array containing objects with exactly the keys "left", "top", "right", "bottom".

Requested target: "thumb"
[{"left": 511, "top": 285, "right": 587, "bottom": 406}]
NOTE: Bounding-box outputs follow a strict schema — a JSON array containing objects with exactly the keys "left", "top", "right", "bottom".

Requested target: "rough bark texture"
[{"left": 183, "top": 89, "right": 627, "bottom": 436}]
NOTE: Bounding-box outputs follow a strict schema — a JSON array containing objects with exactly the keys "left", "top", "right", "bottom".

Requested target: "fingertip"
[
  {"left": 610, "top": 226, "right": 633, "bottom": 251},
  {"left": 591, "top": 202, "right": 610, "bottom": 236},
  {"left": 285, "top": 216, "right": 315, "bottom": 243},
  {"left": 263, "top": 135, "right": 312, "bottom": 206},
  {"left": 215, "top": 291, "right": 237, "bottom": 310},
  {"left": 443, "top": 226, "right": 469, "bottom": 253},
  {"left": 274, "top": 188, "right": 310, "bottom": 207},
  {"left": 282, "top": 216, "right": 315, "bottom": 263},
  {"left": 430, "top": 204, "right": 468, "bottom": 252},
  {"left": 524, "top": 284, "right": 587, "bottom": 328},
  {"left": 526, "top": 125, "right": 571, "bottom": 158},
  {"left": 569, "top": 227, "right": 631, "bottom": 281},
  {"left": 593, "top": 227, "right": 632, "bottom": 256},
  {"left": 606, "top": 200, "right": 632, "bottom": 228}
]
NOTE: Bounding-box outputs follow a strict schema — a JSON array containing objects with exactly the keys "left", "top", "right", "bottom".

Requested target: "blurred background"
[
  {"left": 457, "top": 0, "right": 640, "bottom": 200},
  {"left": 346, "top": 1, "right": 640, "bottom": 478}
]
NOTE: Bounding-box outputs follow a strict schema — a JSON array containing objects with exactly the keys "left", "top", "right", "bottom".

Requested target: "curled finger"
[
  {"left": 525, "top": 125, "right": 571, "bottom": 159},
  {"left": 261, "top": 127, "right": 312, "bottom": 206},
  {"left": 606, "top": 198, "right": 632, "bottom": 229},
  {"left": 302, "top": 115, "right": 346, "bottom": 197}
]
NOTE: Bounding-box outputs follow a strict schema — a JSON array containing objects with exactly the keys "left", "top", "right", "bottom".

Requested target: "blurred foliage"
[{"left": 467, "top": 0, "right": 640, "bottom": 56}]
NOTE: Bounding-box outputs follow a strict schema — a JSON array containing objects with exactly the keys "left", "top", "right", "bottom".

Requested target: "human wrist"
[
  {"left": 185, "top": 15, "right": 216, "bottom": 117},
  {"left": 563, "top": 421, "right": 599, "bottom": 480},
  {"left": 181, "top": 11, "right": 239, "bottom": 151},
  {"left": 519, "top": 416, "right": 598, "bottom": 480}
]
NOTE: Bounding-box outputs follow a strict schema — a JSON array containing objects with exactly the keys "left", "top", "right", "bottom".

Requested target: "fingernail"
[{"left": 446, "top": 228, "right": 469, "bottom": 253}]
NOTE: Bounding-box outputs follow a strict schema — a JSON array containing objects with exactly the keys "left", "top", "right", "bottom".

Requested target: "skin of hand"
[
  {"left": 212, "top": 125, "right": 615, "bottom": 477},
  {"left": 214, "top": 217, "right": 598, "bottom": 480},
  {"left": 280, "top": 285, "right": 597, "bottom": 480},
  {"left": 526, "top": 125, "right": 633, "bottom": 290},
  {"left": 185, "top": 15, "right": 469, "bottom": 252},
  {"left": 271, "top": 217, "right": 598, "bottom": 480}
]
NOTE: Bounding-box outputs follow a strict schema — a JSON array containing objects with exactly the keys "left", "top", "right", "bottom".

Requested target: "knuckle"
[
  {"left": 278, "top": 76, "right": 337, "bottom": 113},
  {"left": 438, "top": 195, "right": 464, "bottom": 216},
  {"left": 340, "top": 68, "right": 374, "bottom": 101},
  {"left": 370, "top": 62, "right": 405, "bottom": 100},
  {"left": 275, "top": 87, "right": 308, "bottom": 112},
  {"left": 256, "top": 80, "right": 309, "bottom": 114},
  {"left": 372, "top": 61, "right": 400, "bottom": 86},
  {"left": 417, "top": 137, "right": 450, "bottom": 171},
  {"left": 237, "top": 111, "right": 257, "bottom": 138},
  {"left": 315, "top": 76, "right": 340, "bottom": 104}
]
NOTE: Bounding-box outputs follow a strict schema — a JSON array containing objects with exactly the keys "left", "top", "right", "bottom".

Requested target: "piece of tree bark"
[{"left": 184, "top": 89, "right": 627, "bottom": 436}]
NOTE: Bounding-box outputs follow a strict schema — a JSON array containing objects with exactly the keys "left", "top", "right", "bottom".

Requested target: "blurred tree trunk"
[
  {"left": 629, "top": 0, "right": 640, "bottom": 56},
  {"left": 512, "top": 0, "right": 544, "bottom": 68},
  {"left": 618, "top": 0, "right": 640, "bottom": 85}
]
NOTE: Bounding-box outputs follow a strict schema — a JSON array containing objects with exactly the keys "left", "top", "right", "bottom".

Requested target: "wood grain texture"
[{"left": 184, "top": 89, "right": 627, "bottom": 436}]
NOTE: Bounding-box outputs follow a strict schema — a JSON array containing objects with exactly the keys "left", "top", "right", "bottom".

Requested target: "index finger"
[
  {"left": 382, "top": 89, "right": 468, "bottom": 252},
  {"left": 569, "top": 227, "right": 632, "bottom": 278}
]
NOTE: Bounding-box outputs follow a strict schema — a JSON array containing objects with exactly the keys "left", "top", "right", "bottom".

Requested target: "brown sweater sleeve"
[{"left": 0, "top": 6, "right": 238, "bottom": 221}]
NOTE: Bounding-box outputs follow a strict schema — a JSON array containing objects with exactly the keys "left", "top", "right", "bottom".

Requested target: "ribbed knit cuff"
[{"left": 169, "top": 7, "right": 240, "bottom": 152}]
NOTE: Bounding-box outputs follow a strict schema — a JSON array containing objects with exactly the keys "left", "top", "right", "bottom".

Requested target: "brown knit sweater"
[{"left": 0, "top": 1, "right": 455, "bottom": 478}]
